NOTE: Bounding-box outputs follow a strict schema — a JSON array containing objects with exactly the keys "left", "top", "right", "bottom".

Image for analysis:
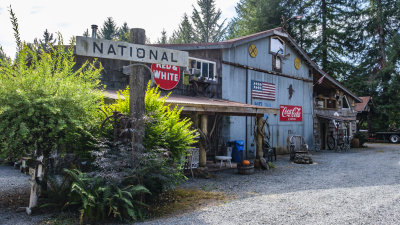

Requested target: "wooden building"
[
  {"left": 157, "top": 27, "right": 361, "bottom": 154},
  {"left": 76, "top": 27, "right": 361, "bottom": 164}
]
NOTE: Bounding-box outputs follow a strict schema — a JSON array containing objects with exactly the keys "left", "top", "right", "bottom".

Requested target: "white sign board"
[{"left": 75, "top": 36, "right": 188, "bottom": 67}]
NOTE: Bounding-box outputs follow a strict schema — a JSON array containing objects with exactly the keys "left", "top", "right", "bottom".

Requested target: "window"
[
  {"left": 342, "top": 96, "right": 350, "bottom": 109},
  {"left": 187, "top": 57, "right": 217, "bottom": 80},
  {"left": 270, "top": 36, "right": 285, "bottom": 55},
  {"left": 327, "top": 99, "right": 336, "bottom": 109},
  {"left": 272, "top": 55, "right": 282, "bottom": 72}
]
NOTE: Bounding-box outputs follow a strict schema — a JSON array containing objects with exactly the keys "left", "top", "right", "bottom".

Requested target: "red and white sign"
[
  {"left": 151, "top": 64, "right": 180, "bottom": 90},
  {"left": 280, "top": 105, "right": 302, "bottom": 121}
]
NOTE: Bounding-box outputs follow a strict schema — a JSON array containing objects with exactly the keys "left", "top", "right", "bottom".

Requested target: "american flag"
[{"left": 251, "top": 80, "right": 276, "bottom": 100}]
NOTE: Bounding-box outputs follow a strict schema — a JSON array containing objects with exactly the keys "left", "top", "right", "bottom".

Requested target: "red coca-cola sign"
[
  {"left": 151, "top": 64, "right": 180, "bottom": 90},
  {"left": 280, "top": 105, "right": 302, "bottom": 121}
]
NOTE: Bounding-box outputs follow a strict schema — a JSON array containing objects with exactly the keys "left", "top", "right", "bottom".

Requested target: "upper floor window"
[
  {"left": 342, "top": 95, "right": 350, "bottom": 109},
  {"left": 270, "top": 36, "right": 285, "bottom": 55},
  {"left": 188, "top": 57, "right": 217, "bottom": 80}
]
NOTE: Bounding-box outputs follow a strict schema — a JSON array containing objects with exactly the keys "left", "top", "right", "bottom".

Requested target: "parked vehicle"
[{"left": 369, "top": 132, "right": 400, "bottom": 143}]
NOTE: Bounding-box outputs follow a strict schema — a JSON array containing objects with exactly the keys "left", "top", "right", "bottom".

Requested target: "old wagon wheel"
[{"left": 327, "top": 136, "right": 335, "bottom": 150}]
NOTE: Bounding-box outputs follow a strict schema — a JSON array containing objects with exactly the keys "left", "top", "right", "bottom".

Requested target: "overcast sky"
[{"left": 0, "top": 0, "right": 238, "bottom": 58}]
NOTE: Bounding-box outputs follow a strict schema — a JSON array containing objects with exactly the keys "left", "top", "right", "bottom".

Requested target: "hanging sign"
[
  {"left": 76, "top": 36, "right": 188, "bottom": 67},
  {"left": 151, "top": 64, "right": 180, "bottom": 90},
  {"left": 280, "top": 105, "right": 302, "bottom": 121},
  {"left": 248, "top": 44, "right": 258, "bottom": 58},
  {"left": 294, "top": 57, "right": 301, "bottom": 70}
]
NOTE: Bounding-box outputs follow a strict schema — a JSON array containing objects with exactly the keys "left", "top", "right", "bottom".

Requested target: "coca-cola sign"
[{"left": 280, "top": 105, "right": 302, "bottom": 121}]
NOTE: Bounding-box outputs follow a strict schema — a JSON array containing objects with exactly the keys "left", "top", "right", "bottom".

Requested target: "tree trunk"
[{"left": 321, "top": 0, "right": 328, "bottom": 71}]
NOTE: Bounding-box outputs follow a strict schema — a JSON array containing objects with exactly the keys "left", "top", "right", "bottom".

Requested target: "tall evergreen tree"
[
  {"left": 157, "top": 29, "right": 168, "bottom": 44},
  {"left": 118, "top": 22, "right": 130, "bottom": 42},
  {"left": 345, "top": 0, "right": 400, "bottom": 130},
  {"left": 0, "top": 46, "right": 8, "bottom": 62},
  {"left": 170, "top": 14, "right": 195, "bottom": 44},
  {"left": 191, "top": 0, "right": 227, "bottom": 42},
  {"left": 83, "top": 29, "right": 89, "bottom": 37},
  {"left": 99, "top": 17, "right": 118, "bottom": 40},
  {"left": 227, "top": 0, "right": 283, "bottom": 39}
]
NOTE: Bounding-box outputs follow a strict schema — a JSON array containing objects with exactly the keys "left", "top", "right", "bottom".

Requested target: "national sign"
[{"left": 75, "top": 36, "right": 188, "bottom": 67}]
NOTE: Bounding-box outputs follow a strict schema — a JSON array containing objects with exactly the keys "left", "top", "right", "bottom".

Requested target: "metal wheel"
[
  {"left": 389, "top": 135, "right": 400, "bottom": 143},
  {"left": 327, "top": 136, "right": 335, "bottom": 150}
]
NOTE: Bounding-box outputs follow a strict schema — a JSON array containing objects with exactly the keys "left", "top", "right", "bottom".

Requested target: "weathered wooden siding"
[{"left": 221, "top": 36, "right": 314, "bottom": 156}]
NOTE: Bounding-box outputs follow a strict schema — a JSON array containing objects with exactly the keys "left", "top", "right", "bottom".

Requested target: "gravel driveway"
[
  {"left": 142, "top": 143, "right": 400, "bottom": 225},
  {"left": 1, "top": 143, "right": 399, "bottom": 224}
]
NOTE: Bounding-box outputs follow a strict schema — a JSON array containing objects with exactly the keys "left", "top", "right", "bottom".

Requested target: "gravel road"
[
  {"left": 142, "top": 143, "right": 400, "bottom": 225},
  {"left": 1, "top": 143, "right": 399, "bottom": 224}
]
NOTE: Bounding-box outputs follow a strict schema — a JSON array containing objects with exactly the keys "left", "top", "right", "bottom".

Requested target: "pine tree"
[
  {"left": 227, "top": 0, "right": 283, "bottom": 39},
  {"left": 351, "top": 0, "right": 400, "bottom": 130},
  {"left": 0, "top": 46, "right": 8, "bottom": 62},
  {"left": 170, "top": 14, "right": 194, "bottom": 44},
  {"left": 157, "top": 29, "right": 168, "bottom": 44},
  {"left": 99, "top": 17, "right": 118, "bottom": 40},
  {"left": 191, "top": 0, "right": 227, "bottom": 43},
  {"left": 118, "top": 22, "right": 130, "bottom": 42},
  {"left": 39, "top": 29, "right": 56, "bottom": 52},
  {"left": 83, "top": 29, "right": 89, "bottom": 37}
]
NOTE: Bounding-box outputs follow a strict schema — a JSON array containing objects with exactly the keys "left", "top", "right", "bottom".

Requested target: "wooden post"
[
  {"left": 255, "top": 116, "right": 264, "bottom": 168},
  {"left": 199, "top": 114, "right": 208, "bottom": 167},
  {"left": 129, "top": 28, "right": 147, "bottom": 152}
]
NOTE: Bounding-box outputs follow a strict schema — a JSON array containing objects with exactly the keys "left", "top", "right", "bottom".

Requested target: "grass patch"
[
  {"left": 148, "top": 188, "right": 227, "bottom": 219},
  {"left": 375, "top": 150, "right": 385, "bottom": 153}
]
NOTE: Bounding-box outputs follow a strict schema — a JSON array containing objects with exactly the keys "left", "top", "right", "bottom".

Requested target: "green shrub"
[
  {"left": 98, "top": 84, "right": 198, "bottom": 195},
  {"left": 0, "top": 38, "right": 103, "bottom": 162},
  {"left": 63, "top": 168, "right": 150, "bottom": 223},
  {"left": 101, "top": 83, "right": 197, "bottom": 162},
  {"left": 354, "top": 131, "right": 368, "bottom": 147}
]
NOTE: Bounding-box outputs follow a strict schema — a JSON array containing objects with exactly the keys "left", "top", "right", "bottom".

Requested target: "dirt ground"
[{"left": 1, "top": 143, "right": 399, "bottom": 225}]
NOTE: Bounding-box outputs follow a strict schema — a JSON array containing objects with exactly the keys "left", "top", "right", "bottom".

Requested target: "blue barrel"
[{"left": 232, "top": 140, "right": 244, "bottom": 162}]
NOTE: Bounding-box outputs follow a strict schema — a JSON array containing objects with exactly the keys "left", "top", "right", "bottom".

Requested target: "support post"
[
  {"left": 255, "top": 115, "right": 264, "bottom": 168},
  {"left": 199, "top": 114, "right": 208, "bottom": 167},
  {"left": 129, "top": 28, "right": 147, "bottom": 153}
]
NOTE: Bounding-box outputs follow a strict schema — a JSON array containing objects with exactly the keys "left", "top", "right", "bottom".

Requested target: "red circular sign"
[{"left": 151, "top": 64, "right": 180, "bottom": 90}]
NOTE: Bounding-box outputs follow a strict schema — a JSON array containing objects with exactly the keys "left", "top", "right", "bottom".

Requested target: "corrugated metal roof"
[{"left": 103, "top": 90, "right": 279, "bottom": 116}]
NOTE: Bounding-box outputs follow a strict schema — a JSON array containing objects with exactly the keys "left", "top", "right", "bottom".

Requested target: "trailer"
[{"left": 369, "top": 132, "right": 400, "bottom": 143}]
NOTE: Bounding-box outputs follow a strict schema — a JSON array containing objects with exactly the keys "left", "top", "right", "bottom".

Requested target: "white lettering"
[
  {"left": 154, "top": 70, "right": 161, "bottom": 79},
  {"left": 161, "top": 72, "right": 167, "bottom": 80},
  {"left": 281, "top": 107, "right": 301, "bottom": 118}
]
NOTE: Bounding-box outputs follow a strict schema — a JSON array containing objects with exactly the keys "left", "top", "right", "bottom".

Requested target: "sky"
[{"left": 0, "top": 0, "right": 239, "bottom": 58}]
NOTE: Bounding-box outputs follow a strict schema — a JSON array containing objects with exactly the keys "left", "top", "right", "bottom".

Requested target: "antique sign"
[
  {"left": 151, "top": 64, "right": 180, "bottom": 90},
  {"left": 294, "top": 57, "right": 301, "bottom": 70},
  {"left": 76, "top": 36, "right": 188, "bottom": 67},
  {"left": 248, "top": 44, "right": 258, "bottom": 58},
  {"left": 251, "top": 80, "right": 276, "bottom": 101},
  {"left": 280, "top": 105, "right": 302, "bottom": 121}
]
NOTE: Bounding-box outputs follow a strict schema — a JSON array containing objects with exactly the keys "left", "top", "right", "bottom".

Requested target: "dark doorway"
[{"left": 320, "top": 121, "right": 327, "bottom": 149}]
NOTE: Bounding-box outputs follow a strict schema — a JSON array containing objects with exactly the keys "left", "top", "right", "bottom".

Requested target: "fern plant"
[{"left": 63, "top": 168, "right": 150, "bottom": 223}]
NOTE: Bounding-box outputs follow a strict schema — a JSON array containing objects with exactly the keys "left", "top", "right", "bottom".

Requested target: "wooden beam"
[
  {"left": 222, "top": 60, "right": 313, "bottom": 83},
  {"left": 199, "top": 114, "right": 207, "bottom": 167},
  {"left": 256, "top": 116, "right": 264, "bottom": 160}
]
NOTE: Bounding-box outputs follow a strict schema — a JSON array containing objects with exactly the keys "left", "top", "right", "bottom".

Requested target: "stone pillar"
[{"left": 199, "top": 114, "right": 208, "bottom": 167}]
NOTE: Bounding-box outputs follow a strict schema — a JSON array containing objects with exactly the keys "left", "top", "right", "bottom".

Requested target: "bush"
[
  {"left": 98, "top": 84, "right": 197, "bottom": 195},
  {"left": 0, "top": 39, "right": 103, "bottom": 162},
  {"left": 63, "top": 169, "right": 150, "bottom": 223},
  {"left": 354, "top": 131, "right": 368, "bottom": 147}
]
